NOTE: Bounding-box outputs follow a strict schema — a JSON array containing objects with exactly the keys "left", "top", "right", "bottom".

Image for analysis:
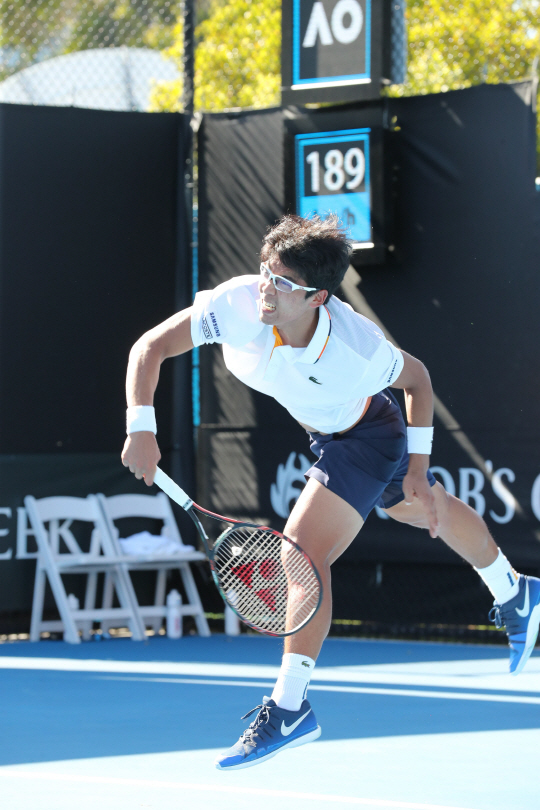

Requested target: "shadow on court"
[{"left": 1, "top": 636, "right": 539, "bottom": 766}]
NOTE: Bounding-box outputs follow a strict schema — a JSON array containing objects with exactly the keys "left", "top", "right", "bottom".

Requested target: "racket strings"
[{"left": 213, "top": 526, "right": 320, "bottom": 635}]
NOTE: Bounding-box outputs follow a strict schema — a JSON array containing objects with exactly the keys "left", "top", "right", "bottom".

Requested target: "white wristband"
[
  {"left": 407, "top": 426, "right": 433, "bottom": 455},
  {"left": 126, "top": 405, "right": 157, "bottom": 435}
]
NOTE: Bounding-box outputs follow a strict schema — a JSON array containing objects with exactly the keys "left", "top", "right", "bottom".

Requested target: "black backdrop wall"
[
  {"left": 1, "top": 83, "right": 538, "bottom": 634},
  {"left": 0, "top": 104, "right": 192, "bottom": 619},
  {"left": 197, "top": 82, "right": 540, "bottom": 627}
]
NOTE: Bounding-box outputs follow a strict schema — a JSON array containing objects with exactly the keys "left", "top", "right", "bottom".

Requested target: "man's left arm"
[{"left": 390, "top": 350, "right": 439, "bottom": 538}]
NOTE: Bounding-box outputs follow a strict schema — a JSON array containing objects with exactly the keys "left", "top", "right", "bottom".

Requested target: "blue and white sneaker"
[
  {"left": 489, "top": 574, "right": 540, "bottom": 675},
  {"left": 215, "top": 696, "right": 321, "bottom": 771}
]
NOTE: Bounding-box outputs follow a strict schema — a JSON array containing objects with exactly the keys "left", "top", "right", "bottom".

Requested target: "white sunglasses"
[{"left": 260, "top": 262, "right": 319, "bottom": 293}]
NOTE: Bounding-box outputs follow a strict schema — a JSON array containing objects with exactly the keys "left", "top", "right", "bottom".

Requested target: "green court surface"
[{"left": 0, "top": 635, "right": 538, "bottom": 810}]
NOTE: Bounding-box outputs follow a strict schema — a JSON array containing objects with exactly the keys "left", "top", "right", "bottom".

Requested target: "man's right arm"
[{"left": 121, "top": 307, "right": 194, "bottom": 486}]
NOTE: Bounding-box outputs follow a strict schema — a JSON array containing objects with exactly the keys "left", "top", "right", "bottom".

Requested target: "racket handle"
[{"left": 153, "top": 468, "right": 194, "bottom": 511}]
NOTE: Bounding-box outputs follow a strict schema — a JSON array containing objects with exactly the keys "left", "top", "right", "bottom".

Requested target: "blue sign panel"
[{"left": 295, "top": 128, "right": 372, "bottom": 245}]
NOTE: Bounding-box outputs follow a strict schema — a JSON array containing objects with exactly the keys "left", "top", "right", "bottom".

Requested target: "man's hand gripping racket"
[{"left": 152, "top": 467, "right": 322, "bottom": 637}]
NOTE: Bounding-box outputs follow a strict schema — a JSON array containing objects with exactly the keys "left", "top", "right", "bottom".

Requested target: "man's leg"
[
  {"left": 283, "top": 477, "right": 364, "bottom": 659},
  {"left": 265, "top": 479, "right": 363, "bottom": 712},
  {"left": 385, "top": 482, "right": 540, "bottom": 675},
  {"left": 215, "top": 478, "right": 363, "bottom": 771}
]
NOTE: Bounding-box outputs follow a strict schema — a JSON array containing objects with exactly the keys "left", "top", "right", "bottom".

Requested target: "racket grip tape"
[{"left": 153, "top": 468, "right": 194, "bottom": 511}]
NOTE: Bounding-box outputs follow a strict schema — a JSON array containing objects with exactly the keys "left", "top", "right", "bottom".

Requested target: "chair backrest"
[
  {"left": 24, "top": 494, "right": 114, "bottom": 558},
  {"left": 97, "top": 491, "right": 184, "bottom": 545}
]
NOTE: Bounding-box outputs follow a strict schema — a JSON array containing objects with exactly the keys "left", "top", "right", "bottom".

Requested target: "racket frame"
[
  {"left": 210, "top": 520, "right": 322, "bottom": 637},
  {"left": 153, "top": 467, "right": 322, "bottom": 636}
]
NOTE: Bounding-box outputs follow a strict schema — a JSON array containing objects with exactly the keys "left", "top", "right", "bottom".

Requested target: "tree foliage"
[
  {"left": 389, "top": 0, "right": 539, "bottom": 96},
  {"left": 149, "top": 0, "right": 280, "bottom": 112}
]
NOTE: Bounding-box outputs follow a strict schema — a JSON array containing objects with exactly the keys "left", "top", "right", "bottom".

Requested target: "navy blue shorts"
[{"left": 305, "top": 389, "right": 437, "bottom": 520}]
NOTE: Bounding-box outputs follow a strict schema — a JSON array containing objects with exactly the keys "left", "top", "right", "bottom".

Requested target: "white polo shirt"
[{"left": 190, "top": 275, "right": 403, "bottom": 434}]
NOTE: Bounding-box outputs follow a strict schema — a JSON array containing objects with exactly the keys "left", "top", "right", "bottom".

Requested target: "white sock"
[
  {"left": 271, "top": 653, "right": 316, "bottom": 711},
  {"left": 475, "top": 548, "right": 519, "bottom": 604}
]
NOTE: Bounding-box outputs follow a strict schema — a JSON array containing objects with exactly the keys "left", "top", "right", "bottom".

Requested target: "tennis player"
[{"left": 122, "top": 214, "right": 540, "bottom": 771}]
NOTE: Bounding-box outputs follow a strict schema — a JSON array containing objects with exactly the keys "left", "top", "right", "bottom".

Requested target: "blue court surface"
[{"left": 0, "top": 635, "right": 539, "bottom": 810}]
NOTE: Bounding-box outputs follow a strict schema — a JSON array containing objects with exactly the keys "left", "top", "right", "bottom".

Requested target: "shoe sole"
[
  {"left": 215, "top": 725, "right": 322, "bottom": 771},
  {"left": 511, "top": 599, "right": 540, "bottom": 676}
]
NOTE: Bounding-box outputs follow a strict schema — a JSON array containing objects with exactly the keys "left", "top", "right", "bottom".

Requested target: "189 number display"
[
  {"left": 305, "top": 147, "right": 365, "bottom": 193},
  {"left": 295, "top": 128, "right": 371, "bottom": 244}
]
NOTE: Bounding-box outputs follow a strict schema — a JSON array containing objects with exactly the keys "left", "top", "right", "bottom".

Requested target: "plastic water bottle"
[
  {"left": 224, "top": 604, "right": 240, "bottom": 636},
  {"left": 65, "top": 594, "right": 80, "bottom": 642},
  {"left": 166, "top": 589, "right": 182, "bottom": 638}
]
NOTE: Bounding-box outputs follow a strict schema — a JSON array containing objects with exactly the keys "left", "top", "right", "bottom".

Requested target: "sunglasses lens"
[
  {"left": 261, "top": 265, "right": 294, "bottom": 292},
  {"left": 275, "top": 277, "right": 293, "bottom": 293}
]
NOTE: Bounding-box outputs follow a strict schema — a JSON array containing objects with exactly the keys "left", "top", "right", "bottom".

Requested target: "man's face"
[{"left": 258, "top": 256, "right": 323, "bottom": 327}]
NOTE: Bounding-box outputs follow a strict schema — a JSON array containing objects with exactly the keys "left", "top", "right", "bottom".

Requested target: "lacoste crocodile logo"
[
  {"left": 309, "top": 376, "right": 322, "bottom": 385},
  {"left": 301, "top": 661, "right": 311, "bottom": 668}
]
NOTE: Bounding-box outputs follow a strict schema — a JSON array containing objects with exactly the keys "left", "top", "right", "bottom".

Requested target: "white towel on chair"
[{"left": 119, "top": 531, "right": 195, "bottom": 556}]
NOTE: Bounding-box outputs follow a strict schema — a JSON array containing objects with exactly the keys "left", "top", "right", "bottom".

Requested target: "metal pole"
[
  {"left": 182, "top": 0, "right": 195, "bottom": 116},
  {"left": 170, "top": 0, "right": 197, "bottom": 541}
]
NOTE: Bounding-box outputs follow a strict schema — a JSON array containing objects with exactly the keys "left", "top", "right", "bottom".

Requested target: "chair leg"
[
  {"left": 149, "top": 569, "right": 167, "bottom": 634},
  {"left": 30, "top": 565, "right": 47, "bottom": 642},
  {"left": 112, "top": 566, "right": 147, "bottom": 641},
  {"left": 82, "top": 572, "right": 99, "bottom": 640},
  {"left": 179, "top": 564, "right": 211, "bottom": 637},
  {"left": 99, "top": 571, "right": 114, "bottom": 633},
  {"left": 44, "top": 564, "right": 80, "bottom": 644}
]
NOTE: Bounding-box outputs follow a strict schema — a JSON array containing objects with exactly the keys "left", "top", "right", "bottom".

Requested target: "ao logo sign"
[
  {"left": 294, "top": 0, "right": 370, "bottom": 85},
  {"left": 303, "top": 0, "right": 364, "bottom": 47}
]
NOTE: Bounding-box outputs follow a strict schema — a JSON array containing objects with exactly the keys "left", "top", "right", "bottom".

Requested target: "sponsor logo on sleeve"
[
  {"left": 202, "top": 317, "right": 212, "bottom": 340},
  {"left": 387, "top": 360, "right": 398, "bottom": 384},
  {"left": 209, "top": 311, "right": 221, "bottom": 337}
]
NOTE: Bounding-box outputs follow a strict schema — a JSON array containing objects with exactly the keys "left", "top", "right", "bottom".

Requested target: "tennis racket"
[{"left": 152, "top": 467, "right": 322, "bottom": 637}]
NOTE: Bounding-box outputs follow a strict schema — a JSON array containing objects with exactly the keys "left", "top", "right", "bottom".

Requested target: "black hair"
[{"left": 260, "top": 214, "right": 352, "bottom": 302}]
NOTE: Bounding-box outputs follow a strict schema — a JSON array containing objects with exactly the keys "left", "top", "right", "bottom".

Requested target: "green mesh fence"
[{"left": 0, "top": 0, "right": 180, "bottom": 110}]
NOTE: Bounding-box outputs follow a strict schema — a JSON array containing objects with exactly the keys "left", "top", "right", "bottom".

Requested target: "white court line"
[
  {"left": 97, "top": 675, "right": 540, "bottom": 705},
  {"left": 1, "top": 656, "right": 539, "bottom": 695},
  {"left": 0, "top": 769, "right": 485, "bottom": 810}
]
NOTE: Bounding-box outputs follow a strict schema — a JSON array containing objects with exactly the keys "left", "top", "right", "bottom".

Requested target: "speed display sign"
[
  {"left": 285, "top": 105, "right": 386, "bottom": 264},
  {"left": 295, "top": 128, "right": 372, "bottom": 246}
]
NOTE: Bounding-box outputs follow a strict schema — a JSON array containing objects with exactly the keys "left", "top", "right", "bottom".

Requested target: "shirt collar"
[
  {"left": 297, "top": 305, "right": 332, "bottom": 365},
  {"left": 269, "top": 305, "right": 332, "bottom": 366}
]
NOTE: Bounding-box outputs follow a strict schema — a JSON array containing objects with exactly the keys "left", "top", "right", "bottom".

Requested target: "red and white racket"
[{"left": 153, "top": 467, "right": 322, "bottom": 637}]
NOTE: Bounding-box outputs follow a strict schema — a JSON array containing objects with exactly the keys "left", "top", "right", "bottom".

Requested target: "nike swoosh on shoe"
[
  {"left": 516, "top": 581, "right": 530, "bottom": 618},
  {"left": 281, "top": 710, "right": 311, "bottom": 737}
]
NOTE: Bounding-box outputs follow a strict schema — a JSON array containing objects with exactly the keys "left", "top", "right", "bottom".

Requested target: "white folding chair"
[
  {"left": 25, "top": 494, "right": 146, "bottom": 644},
  {"left": 97, "top": 491, "right": 211, "bottom": 637}
]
